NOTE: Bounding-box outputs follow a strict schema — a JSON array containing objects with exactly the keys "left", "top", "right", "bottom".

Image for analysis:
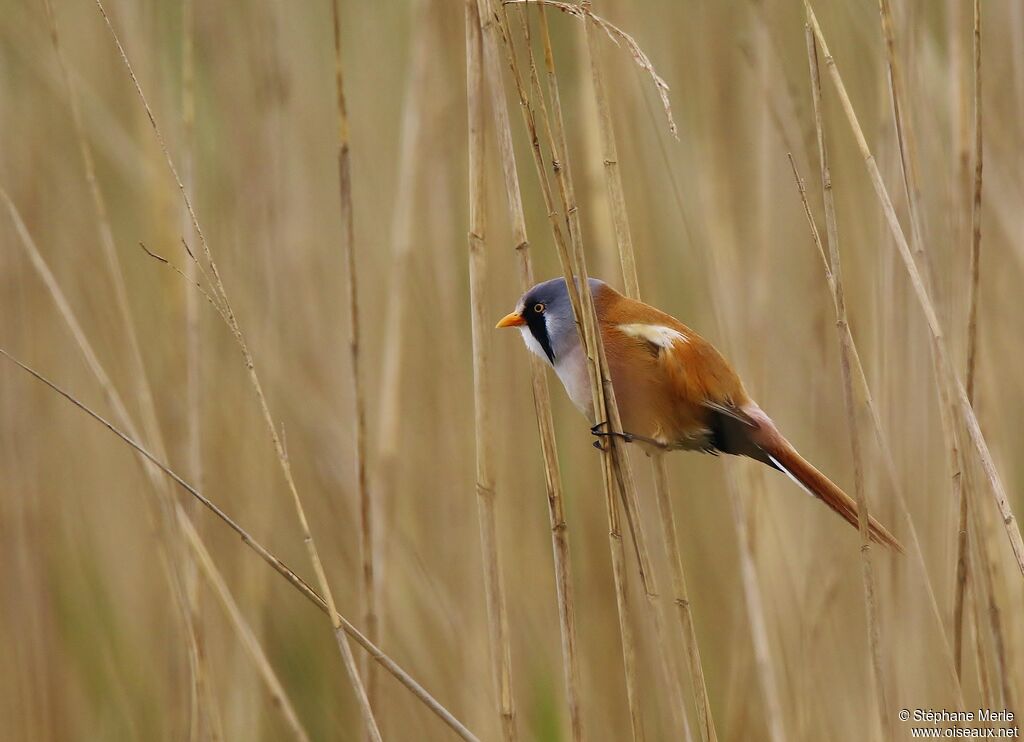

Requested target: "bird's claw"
[{"left": 590, "top": 420, "right": 634, "bottom": 450}]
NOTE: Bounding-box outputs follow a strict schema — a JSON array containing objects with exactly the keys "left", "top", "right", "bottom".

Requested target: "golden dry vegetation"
[{"left": 1, "top": 0, "right": 1023, "bottom": 740}]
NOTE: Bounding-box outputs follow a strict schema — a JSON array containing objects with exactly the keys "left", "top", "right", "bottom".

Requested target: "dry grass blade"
[
  {"left": 329, "top": 0, "right": 379, "bottom": 717},
  {"left": 535, "top": 1, "right": 660, "bottom": 602},
  {"left": 40, "top": 2, "right": 214, "bottom": 728},
  {"left": 652, "top": 455, "right": 715, "bottom": 742},
  {"left": 504, "top": 0, "right": 676, "bottom": 136},
  {"left": 181, "top": 515, "right": 310, "bottom": 742},
  {"left": 873, "top": 0, "right": 985, "bottom": 689},
  {"left": 965, "top": 0, "right": 983, "bottom": 407},
  {"left": 786, "top": 149, "right": 888, "bottom": 729},
  {"left": 491, "top": 3, "right": 647, "bottom": 736},
  {"left": 799, "top": 21, "right": 970, "bottom": 705},
  {"left": 92, "top": 1, "right": 380, "bottom": 735},
  {"left": 2, "top": 186, "right": 213, "bottom": 738},
  {"left": 578, "top": 1, "right": 709, "bottom": 736},
  {"left": 725, "top": 472, "right": 787, "bottom": 742},
  {"left": 0, "top": 347, "right": 480, "bottom": 742},
  {"left": 799, "top": 26, "right": 889, "bottom": 730},
  {"left": 466, "top": 2, "right": 518, "bottom": 739},
  {"left": 960, "top": 0, "right": 1013, "bottom": 707},
  {"left": 5, "top": 189, "right": 300, "bottom": 740},
  {"left": 177, "top": 1, "right": 213, "bottom": 732},
  {"left": 788, "top": 150, "right": 968, "bottom": 710},
  {"left": 478, "top": 1, "right": 585, "bottom": 736},
  {"left": 529, "top": 6, "right": 647, "bottom": 737},
  {"left": 803, "top": 0, "right": 1024, "bottom": 579}
]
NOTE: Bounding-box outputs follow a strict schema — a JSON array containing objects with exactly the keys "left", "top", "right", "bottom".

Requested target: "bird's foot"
[{"left": 591, "top": 420, "right": 635, "bottom": 450}]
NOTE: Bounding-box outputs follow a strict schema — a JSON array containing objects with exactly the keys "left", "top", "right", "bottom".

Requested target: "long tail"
[
  {"left": 765, "top": 439, "right": 903, "bottom": 552},
  {"left": 739, "top": 405, "right": 904, "bottom": 552}
]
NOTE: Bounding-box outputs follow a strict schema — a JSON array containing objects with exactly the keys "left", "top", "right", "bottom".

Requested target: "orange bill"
[{"left": 495, "top": 312, "right": 525, "bottom": 328}]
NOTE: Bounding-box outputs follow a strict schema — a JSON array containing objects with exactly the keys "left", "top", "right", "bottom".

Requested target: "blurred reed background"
[{"left": 1, "top": 0, "right": 1022, "bottom": 739}]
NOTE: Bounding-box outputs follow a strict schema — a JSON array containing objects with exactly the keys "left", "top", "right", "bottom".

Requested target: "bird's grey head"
[{"left": 496, "top": 277, "right": 606, "bottom": 365}]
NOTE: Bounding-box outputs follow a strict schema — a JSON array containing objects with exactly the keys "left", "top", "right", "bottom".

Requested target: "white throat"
[{"left": 517, "top": 325, "right": 593, "bottom": 420}]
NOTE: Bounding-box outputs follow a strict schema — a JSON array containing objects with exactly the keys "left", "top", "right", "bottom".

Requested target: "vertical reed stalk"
[
  {"left": 787, "top": 149, "right": 968, "bottom": 711},
  {"left": 965, "top": 0, "right": 983, "bottom": 410},
  {"left": 531, "top": 8, "right": 646, "bottom": 738},
  {"left": 725, "top": 472, "right": 787, "bottom": 742},
  {"left": 329, "top": 0, "right": 378, "bottom": 718},
  {"left": 466, "top": 2, "right": 518, "bottom": 739},
  {"left": 492, "top": 5, "right": 646, "bottom": 737},
  {"left": 579, "top": 5, "right": 711, "bottom": 738},
  {"left": 1, "top": 191, "right": 299, "bottom": 741},
  {"left": 478, "top": 3, "right": 584, "bottom": 737},
  {"left": 800, "top": 30, "right": 888, "bottom": 729},
  {"left": 961, "top": 1, "right": 1013, "bottom": 708},
  {"left": 39, "top": 7, "right": 214, "bottom": 730},
  {"left": 652, "top": 454, "right": 715, "bottom": 742},
  {"left": 803, "top": 0, "right": 1024, "bottom": 579},
  {"left": 178, "top": 2, "right": 217, "bottom": 737},
  {"left": 372, "top": 0, "right": 431, "bottom": 647},
  {"left": 180, "top": 514, "right": 310, "bottom": 742},
  {"left": 0, "top": 347, "right": 480, "bottom": 742},
  {"left": 875, "top": 0, "right": 984, "bottom": 688},
  {"left": 633, "top": 50, "right": 790, "bottom": 739},
  {"left": 533, "top": 8, "right": 657, "bottom": 602},
  {"left": 92, "top": 3, "right": 381, "bottom": 736}
]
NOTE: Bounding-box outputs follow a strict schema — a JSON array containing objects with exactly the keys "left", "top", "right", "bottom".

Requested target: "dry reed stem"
[
  {"left": 876, "top": 0, "right": 928, "bottom": 281},
  {"left": 1, "top": 192, "right": 301, "bottom": 740},
  {"left": 627, "top": 33, "right": 786, "bottom": 739},
  {"left": 965, "top": 484, "right": 996, "bottom": 712},
  {"left": 874, "top": 0, "right": 984, "bottom": 688},
  {"left": 788, "top": 151, "right": 968, "bottom": 709},
  {"left": 801, "top": 29, "right": 889, "bottom": 732},
  {"left": 0, "top": 347, "right": 481, "bottom": 742},
  {"left": 478, "top": 2, "right": 584, "bottom": 737},
  {"left": 965, "top": 0, "right": 983, "bottom": 414},
  {"left": 803, "top": 0, "right": 1024, "bottom": 579},
  {"left": 969, "top": 487, "right": 1017, "bottom": 711},
  {"left": 493, "top": 3, "right": 646, "bottom": 735},
  {"left": 652, "top": 455, "right": 716, "bottom": 742},
  {"left": 176, "top": 1, "right": 214, "bottom": 737},
  {"left": 488, "top": 5, "right": 647, "bottom": 731},
  {"left": 947, "top": 0, "right": 972, "bottom": 680},
  {"left": 5, "top": 194, "right": 208, "bottom": 742},
  {"left": 372, "top": 2, "right": 431, "bottom": 645},
  {"left": 466, "top": 2, "right": 519, "bottom": 739},
  {"left": 578, "top": 4, "right": 711, "bottom": 738},
  {"left": 725, "top": 472, "right": 787, "bottom": 742},
  {"left": 504, "top": 0, "right": 676, "bottom": 136},
  {"left": 329, "top": 0, "right": 378, "bottom": 717},
  {"left": 531, "top": 2, "right": 658, "bottom": 605},
  {"left": 181, "top": 514, "right": 310, "bottom": 742},
  {"left": 789, "top": 146, "right": 891, "bottom": 717},
  {"left": 964, "top": 484, "right": 999, "bottom": 710},
  {"left": 39, "top": 0, "right": 168, "bottom": 491},
  {"left": 91, "top": 2, "right": 381, "bottom": 735},
  {"left": 529, "top": 6, "right": 647, "bottom": 737},
  {"left": 579, "top": 1, "right": 638, "bottom": 301},
  {"left": 39, "top": 4, "right": 215, "bottom": 728},
  {"left": 532, "top": 2, "right": 659, "bottom": 609},
  {"left": 961, "top": 2, "right": 1014, "bottom": 708}
]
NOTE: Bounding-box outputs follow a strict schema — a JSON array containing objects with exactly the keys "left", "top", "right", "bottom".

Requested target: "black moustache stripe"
[{"left": 525, "top": 310, "right": 555, "bottom": 363}]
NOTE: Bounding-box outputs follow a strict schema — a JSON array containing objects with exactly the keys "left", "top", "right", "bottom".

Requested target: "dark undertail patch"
[{"left": 709, "top": 409, "right": 779, "bottom": 469}]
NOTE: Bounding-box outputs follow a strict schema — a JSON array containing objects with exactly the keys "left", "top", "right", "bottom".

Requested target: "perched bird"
[{"left": 497, "top": 277, "right": 903, "bottom": 551}]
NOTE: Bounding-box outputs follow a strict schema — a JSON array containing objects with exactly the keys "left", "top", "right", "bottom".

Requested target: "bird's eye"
[{"left": 533, "top": 303, "right": 545, "bottom": 313}]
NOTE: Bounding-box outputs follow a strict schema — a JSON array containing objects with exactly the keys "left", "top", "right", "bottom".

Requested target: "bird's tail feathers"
[{"left": 758, "top": 431, "right": 904, "bottom": 553}]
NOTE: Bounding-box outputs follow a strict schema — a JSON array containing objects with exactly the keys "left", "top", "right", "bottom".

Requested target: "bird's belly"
[
  {"left": 606, "top": 353, "right": 710, "bottom": 449},
  {"left": 553, "top": 341, "right": 710, "bottom": 449}
]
